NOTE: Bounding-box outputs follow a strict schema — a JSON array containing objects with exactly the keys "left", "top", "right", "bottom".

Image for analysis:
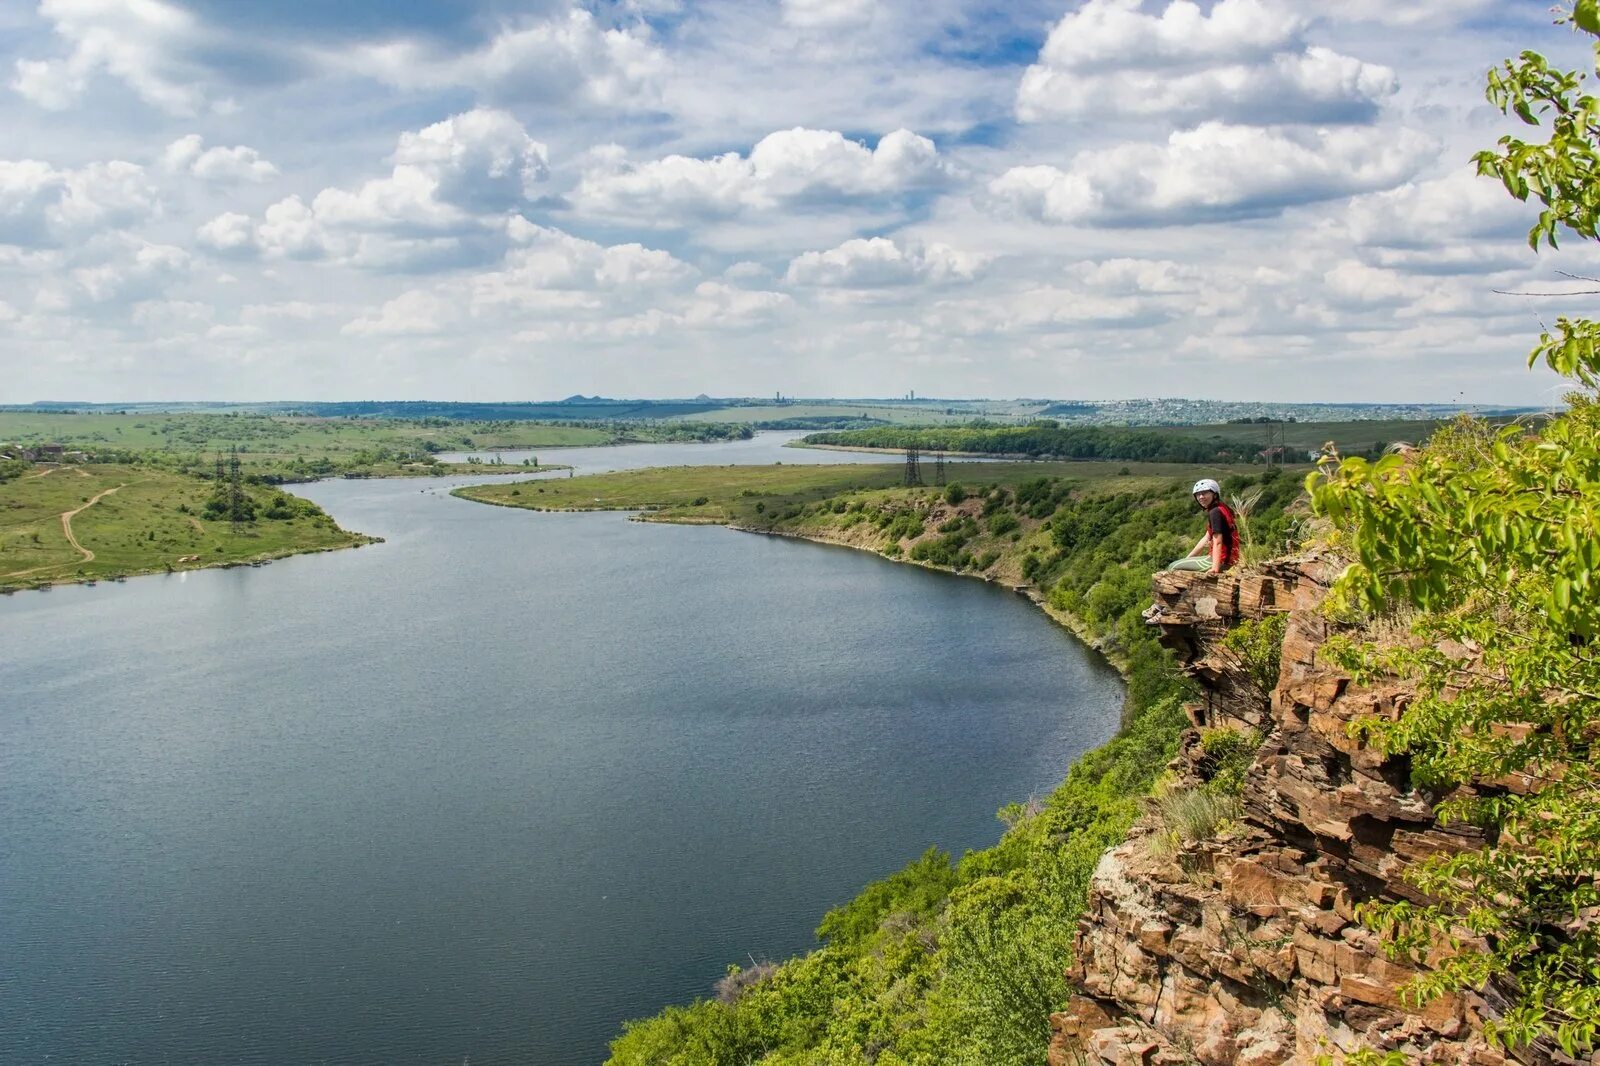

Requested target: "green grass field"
[
  {"left": 0, "top": 412, "right": 611, "bottom": 466},
  {"left": 0, "top": 464, "right": 375, "bottom": 591},
  {"left": 453, "top": 459, "right": 1267, "bottom": 525}
]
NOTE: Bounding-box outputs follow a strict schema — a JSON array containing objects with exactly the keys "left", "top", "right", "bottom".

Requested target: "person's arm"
[
  {"left": 1211, "top": 531, "right": 1226, "bottom": 571},
  {"left": 1187, "top": 530, "right": 1210, "bottom": 557}
]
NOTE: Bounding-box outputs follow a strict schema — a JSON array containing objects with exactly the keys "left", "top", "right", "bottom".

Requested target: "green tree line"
[{"left": 801, "top": 424, "right": 1267, "bottom": 464}]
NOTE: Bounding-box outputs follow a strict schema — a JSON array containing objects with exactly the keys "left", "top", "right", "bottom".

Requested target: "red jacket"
[{"left": 1208, "top": 501, "right": 1240, "bottom": 571}]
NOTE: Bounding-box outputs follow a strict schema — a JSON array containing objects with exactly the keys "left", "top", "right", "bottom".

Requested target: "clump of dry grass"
[{"left": 1146, "top": 779, "right": 1241, "bottom": 861}]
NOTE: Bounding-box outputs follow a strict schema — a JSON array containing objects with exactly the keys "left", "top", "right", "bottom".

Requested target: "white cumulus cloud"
[
  {"left": 473, "top": 217, "right": 696, "bottom": 308},
  {"left": 163, "top": 135, "right": 279, "bottom": 183},
  {"left": 337, "top": 10, "right": 665, "bottom": 109},
  {"left": 342, "top": 289, "right": 460, "bottom": 337},
  {"left": 1342, "top": 169, "right": 1532, "bottom": 249},
  {"left": 0, "top": 158, "right": 159, "bottom": 246},
  {"left": 785, "top": 237, "right": 989, "bottom": 287},
  {"left": 987, "top": 122, "right": 1435, "bottom": 226},
  {"left": 196, "top": 211, "right": 256, "bottom": 254},
  {"left": 203, "top": 109, "right": 549, "bottom": 266},
  {"left": 1018, "top": 0, "right": 1395, "bottom": 125},
  {"left": 11, "top": 0, "right": 215, "bottom": 114},
  {"left": 573, "top": 127, "right": 948, "bottom": 223},
  {"left": 47, "top": 238, "right": 190, "bottom": 308},
  {"left": 391, "top": 109, "right": 550, "bottom": 211}
]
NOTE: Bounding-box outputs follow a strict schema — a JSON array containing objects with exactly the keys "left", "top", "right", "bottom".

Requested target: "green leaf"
[{"left": 1577, "top": 0, "right": 1600, "bottom": 35}]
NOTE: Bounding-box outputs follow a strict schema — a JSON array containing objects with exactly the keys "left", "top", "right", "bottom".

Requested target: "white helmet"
[{"left": 1192, "top": 478, "right": 1221, "bottom": 496}]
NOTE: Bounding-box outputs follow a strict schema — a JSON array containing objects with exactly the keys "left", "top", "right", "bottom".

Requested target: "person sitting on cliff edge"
[{"left": 1166, "top": 478, "right": 1239, "bottom": 574}]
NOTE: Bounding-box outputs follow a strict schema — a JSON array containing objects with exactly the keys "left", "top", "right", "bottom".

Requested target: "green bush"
[
  {"left": 1198, "top": 727, "right": 1260, "bottom": 795},
  {"left": 883, "top": 512, "right": 924, "bottom": 542},
  {"left": 988, "top": 512, "right": 1020, "bottom": 537},
  {"left": 1220, "top": 614, "right": 1287, "bottom": 697}
]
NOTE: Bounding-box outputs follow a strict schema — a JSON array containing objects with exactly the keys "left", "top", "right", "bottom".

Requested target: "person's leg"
[{"left": 1166, "top": 557, "right": 1213, "bottom": 572}]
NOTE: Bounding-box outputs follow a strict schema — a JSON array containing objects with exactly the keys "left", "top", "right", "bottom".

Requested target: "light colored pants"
[{"left": 1167, "top": 557, "right": 1214, "bottom": 572}]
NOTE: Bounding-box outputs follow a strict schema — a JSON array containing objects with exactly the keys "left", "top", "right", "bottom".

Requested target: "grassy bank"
[
  {"left": 0, "top": 463, "right": 376, "bottom": 592},
  {"left": 0, "top": 411, "right": 744, "bottom": 482},
  {"left": 450, "top": 460, "right": 1258, "bottom": 525},
  {"left": 452, "top": 459, "right": 1301, "bottom": 1063}
]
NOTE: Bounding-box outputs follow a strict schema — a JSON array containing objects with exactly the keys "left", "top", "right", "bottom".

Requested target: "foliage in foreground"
[
  {"left": 608, "top": 472, "right": 1299, "bottom": 1065},
  {"left": 1314, "top": 406, "right": 1600, "bottom": 1058},
  {"left": 1306, "top": 9, "right": 1600, "bottom": 1056}
]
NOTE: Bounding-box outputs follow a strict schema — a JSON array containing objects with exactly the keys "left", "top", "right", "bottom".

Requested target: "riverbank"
[
  {"left": 450, "top": 459, "right": 1253, "bottom": 521},
  {"left": 0, "top": 463, "right": 378, "bottom": 593},
  {"left": 739, "top": 521, "right": 1131, "bottom": 678},
  {"left": 285, "top": 460, "right": 570, "bottom": 483},
  {"left": 791, "top": 441, "right": 1007, "bottom": 459}
]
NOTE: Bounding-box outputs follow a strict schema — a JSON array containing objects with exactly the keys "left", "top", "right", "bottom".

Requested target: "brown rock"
[
  {"left": 1069, "top": 556, "right": 1525, "bottom": 1066},
  {"left": 1051, "top": 996, "right": 1114, "bottom": 1049}
]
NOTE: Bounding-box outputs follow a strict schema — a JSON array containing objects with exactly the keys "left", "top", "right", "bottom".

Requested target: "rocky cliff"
[{"left": 1047, "top": 557, "right": 1583, "bottom": 1066}]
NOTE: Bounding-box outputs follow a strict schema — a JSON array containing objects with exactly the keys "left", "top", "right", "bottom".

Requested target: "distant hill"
[{"left": 0, "top": 396, "right": 1549, "bottom": 426}]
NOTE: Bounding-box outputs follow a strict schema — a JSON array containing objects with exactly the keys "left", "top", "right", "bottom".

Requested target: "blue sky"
[{"left": 0, "top": 0, "right": 1587, "bottom": 404}]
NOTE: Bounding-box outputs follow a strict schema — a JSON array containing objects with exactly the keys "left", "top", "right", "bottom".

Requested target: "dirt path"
[
  {"left": 1, "top": 483, "right": 129, "bottom": 580},
  {"left": 59, "top": 484, "right": 125, "bottom": 564},
  {"left": 21, "top": 466, "right": 91, "bottom": 479}
]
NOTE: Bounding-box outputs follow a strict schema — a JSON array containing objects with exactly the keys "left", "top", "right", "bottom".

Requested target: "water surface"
[{"left": 1, "top": 435, "right": 1123, "bottom": 1065}]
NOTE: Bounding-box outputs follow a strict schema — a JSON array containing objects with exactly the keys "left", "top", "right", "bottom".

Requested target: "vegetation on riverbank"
[
  {"left": 592, "top": 464, "right": 1301, "bottom": 1064},
  {"left": 799, "top": 419, "right": 1472, "bottom": 466},
  {"left": 800, "top": 423, "right": 1277, "bottom": 464},
  {"left": 0, "top": 411, "right": 746, "bottom": 482},
  {"left": 0, "top": 463, "right": 375, "bottom": 592},
  {"left": 451, "top": 459, "right": 1261, "bottom": 524}
]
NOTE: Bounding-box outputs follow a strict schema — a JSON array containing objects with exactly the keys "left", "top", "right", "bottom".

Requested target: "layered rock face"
[{"left": 1048, "top": 557, "right": 1571, "bottom": 1066}]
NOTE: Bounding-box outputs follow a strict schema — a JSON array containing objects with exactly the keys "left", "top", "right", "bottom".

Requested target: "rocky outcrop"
[{"left": 1048, "top": 557, "right": 1583, "bottom": 1066}]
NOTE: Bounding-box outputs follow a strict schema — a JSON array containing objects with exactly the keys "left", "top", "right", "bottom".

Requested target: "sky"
[{"left": 0, "top": 0, "right": 1590, "bottom": 405}]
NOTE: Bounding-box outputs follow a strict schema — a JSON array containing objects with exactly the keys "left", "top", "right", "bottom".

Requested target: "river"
[{"left": 0, "top": 433, "right": 1123, "bottom": 1065}]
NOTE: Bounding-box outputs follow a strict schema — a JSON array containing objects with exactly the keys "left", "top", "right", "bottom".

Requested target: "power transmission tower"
[
  {"left": 903, "top": 444, "right": 923, "bottom": 486},
  {"left": 228, "top": 445, "right": 246, "bottom": 531},
  {"left": 933, "top": 451, "right": 946, "bottom": 486}
]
